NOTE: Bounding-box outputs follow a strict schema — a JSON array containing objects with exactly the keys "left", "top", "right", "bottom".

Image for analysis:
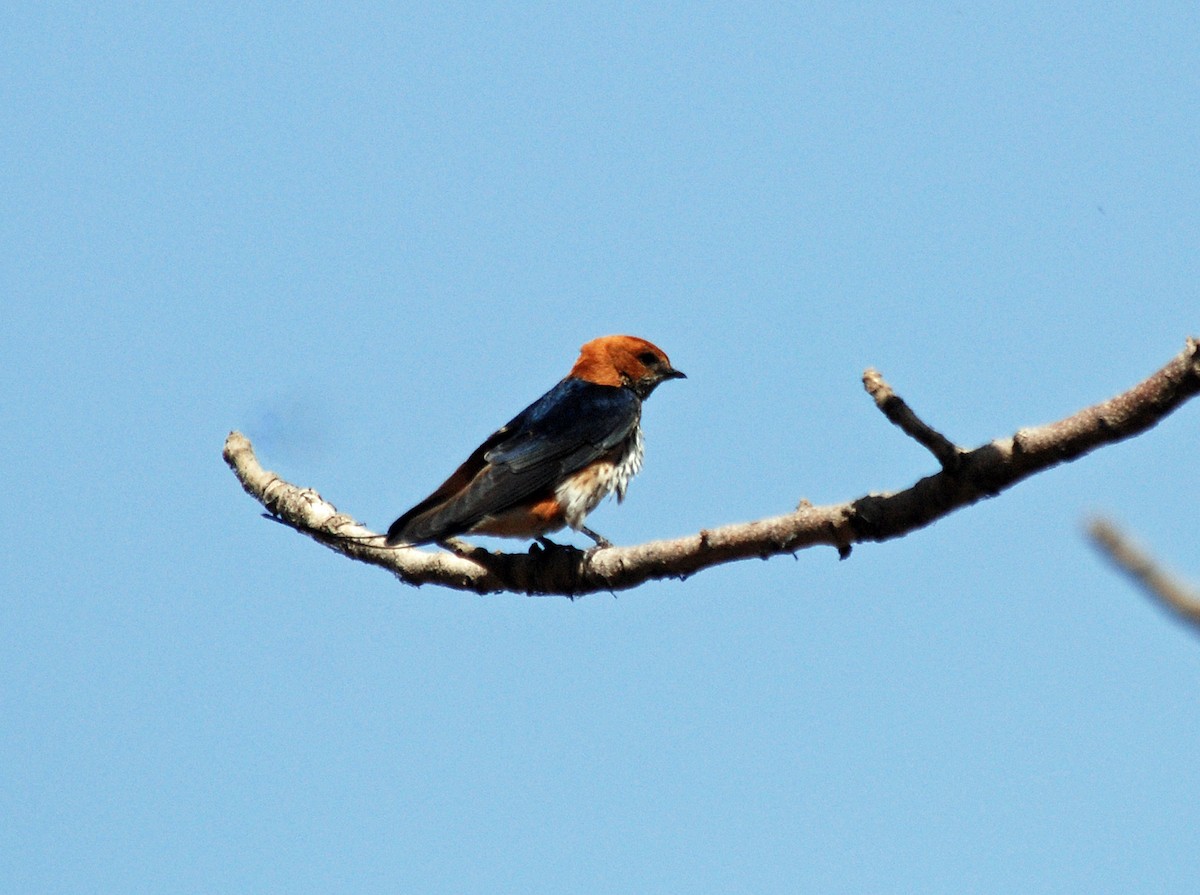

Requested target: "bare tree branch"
[
  {"left": 1088, "top": 518, "right": 1200, "bottom": 630},
  {"left": 224, "top": 338, "right": 1200, "bottom": 597}
]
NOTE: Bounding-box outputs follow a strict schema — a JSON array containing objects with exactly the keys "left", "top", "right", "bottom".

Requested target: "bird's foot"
[{"left": 532, "top": 536, "right": 598, "bottom": 559}]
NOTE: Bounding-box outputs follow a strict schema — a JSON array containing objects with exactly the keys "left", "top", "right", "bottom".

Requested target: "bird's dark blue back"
[{"left": 486, "top": 377, "right": 641, "bottom": 470}]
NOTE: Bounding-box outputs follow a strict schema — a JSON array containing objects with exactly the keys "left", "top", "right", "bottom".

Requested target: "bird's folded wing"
[{"left": 388, "top": 379, "right": 639, "bottom": 543}]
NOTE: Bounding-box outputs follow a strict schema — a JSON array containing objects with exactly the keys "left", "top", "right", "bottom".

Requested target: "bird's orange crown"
[{"left": 568, "top": 335, "right": 685, "bottom": 397}]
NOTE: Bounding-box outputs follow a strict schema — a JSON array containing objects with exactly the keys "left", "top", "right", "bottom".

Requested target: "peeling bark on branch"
[{"left": 224, "top": 338, "right": 1200, "bottom": 597}]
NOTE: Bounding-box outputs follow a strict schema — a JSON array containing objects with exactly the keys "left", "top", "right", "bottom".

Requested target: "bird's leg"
[{"left": 581, "top": 526, "right": 613, "bottom": 549}]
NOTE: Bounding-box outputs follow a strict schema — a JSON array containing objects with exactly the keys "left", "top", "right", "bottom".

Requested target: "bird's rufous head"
[{"left": 568, "top": 335, "right": 686, "bottom": 398}]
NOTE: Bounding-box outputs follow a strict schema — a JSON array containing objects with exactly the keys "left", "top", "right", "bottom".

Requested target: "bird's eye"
[{"left": 637, "top": 351, "right": 660, "bottom": 366}]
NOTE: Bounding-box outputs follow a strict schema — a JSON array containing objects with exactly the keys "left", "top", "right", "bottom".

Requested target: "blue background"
[{"left": 4, "top": 3, "right": 1198, "bottom": 892}]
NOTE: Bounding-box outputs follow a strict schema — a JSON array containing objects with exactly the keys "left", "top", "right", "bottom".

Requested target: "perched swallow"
[{"left": 385, "top": 335, "right": 684, "bottom": 547}]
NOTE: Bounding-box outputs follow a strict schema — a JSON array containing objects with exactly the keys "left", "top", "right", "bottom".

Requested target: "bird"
[{"left": 385, "top": 335, "right": 685, "bottom": 548}]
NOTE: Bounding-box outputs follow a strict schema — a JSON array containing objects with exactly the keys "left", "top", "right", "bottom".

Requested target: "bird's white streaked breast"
[{"left": 555, "top": 425, "right": 644, "bottom": 530}]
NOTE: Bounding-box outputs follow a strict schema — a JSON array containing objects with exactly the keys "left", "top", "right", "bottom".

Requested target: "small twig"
[
  {"left": 1088, "top": 517, "right": 1200, "bottom": 629},
  {"left": 862, "top": 368, "right": 963, "bottom": 470}
]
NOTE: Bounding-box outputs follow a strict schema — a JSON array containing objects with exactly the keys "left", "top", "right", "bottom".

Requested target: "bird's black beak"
[{"left": 664, "top": 367, "right": 686, "bottom": 381}]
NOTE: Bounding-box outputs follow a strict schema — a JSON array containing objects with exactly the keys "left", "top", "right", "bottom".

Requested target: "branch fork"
[{"left": 862, "top": 367, "right": 964, "bottom": 471}]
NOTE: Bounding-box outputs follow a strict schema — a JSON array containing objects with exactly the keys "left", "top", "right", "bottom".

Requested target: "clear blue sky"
[{"left": 4, "top": 3, "right": 1198, "bottom": 892}]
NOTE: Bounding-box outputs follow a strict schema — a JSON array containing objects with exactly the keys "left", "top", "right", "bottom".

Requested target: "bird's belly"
[{"left": 555, "top": 427, "right": 644, "bottom": 530}]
